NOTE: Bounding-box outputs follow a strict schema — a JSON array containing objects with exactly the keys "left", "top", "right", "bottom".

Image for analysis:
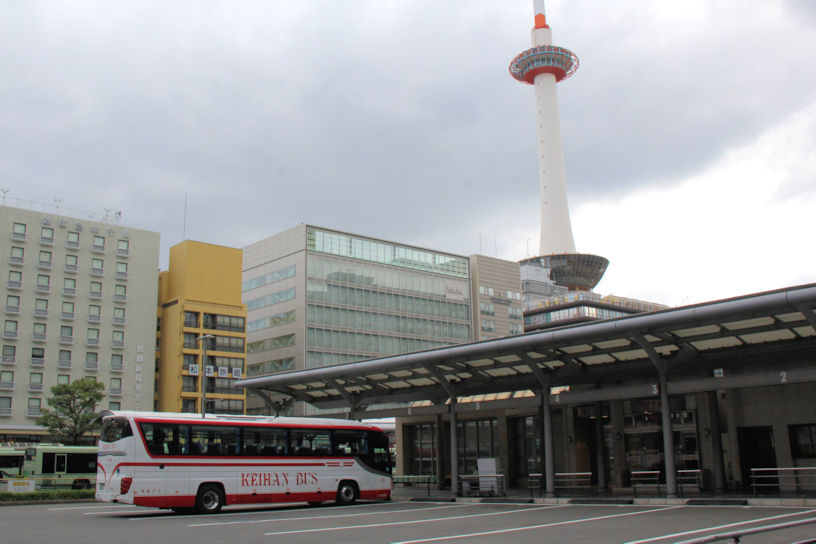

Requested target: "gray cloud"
[{"left": 1, "top": 1, "right": 814, "bottom": 268}]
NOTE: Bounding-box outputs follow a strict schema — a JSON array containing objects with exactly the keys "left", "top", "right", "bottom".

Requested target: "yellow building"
[{"left": 156, "top": 241, "right": 247, "bottom": 413}]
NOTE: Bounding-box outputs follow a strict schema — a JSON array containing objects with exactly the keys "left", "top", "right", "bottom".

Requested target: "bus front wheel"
[
  {"left": 195, "top": 484, "right": 225, "bottom": 514},
  {"left": 335, "top": 481, "right": 358, "bottom": 506}
]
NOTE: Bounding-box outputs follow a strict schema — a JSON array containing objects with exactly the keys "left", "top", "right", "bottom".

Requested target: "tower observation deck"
[{"left": 510, "top": 0, "right": 607, "bottom": 291}]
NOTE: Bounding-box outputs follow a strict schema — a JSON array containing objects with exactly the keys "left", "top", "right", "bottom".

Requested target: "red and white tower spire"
[{"left": 511, "top": 1, "right": 607, "bottom": 290}]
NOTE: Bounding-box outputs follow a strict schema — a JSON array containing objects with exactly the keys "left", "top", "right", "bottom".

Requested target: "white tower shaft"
[{"left": 532, "top": 26, "right": 576, "bottom": 256}]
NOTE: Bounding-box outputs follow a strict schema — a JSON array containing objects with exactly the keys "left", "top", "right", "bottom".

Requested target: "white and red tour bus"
[{"left": 96, "top": 410, "right": 392, "bottom": 514}]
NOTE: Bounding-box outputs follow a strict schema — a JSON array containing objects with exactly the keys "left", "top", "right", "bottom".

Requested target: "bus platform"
[{"left": 390, "top": 484, "right": 816, "bottom": 508}]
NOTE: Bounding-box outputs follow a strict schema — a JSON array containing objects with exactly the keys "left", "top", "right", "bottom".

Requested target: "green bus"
[
  {"left": 0, "top": 446, "right": 25, "bottom": 478},
  {"left": 20, "top": 444, "right": 97, "bottom": 489}
]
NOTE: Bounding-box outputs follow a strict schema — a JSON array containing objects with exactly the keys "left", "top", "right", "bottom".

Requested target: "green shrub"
[{"left": 0, "top": 489, "right": 95, "bottom": 503}]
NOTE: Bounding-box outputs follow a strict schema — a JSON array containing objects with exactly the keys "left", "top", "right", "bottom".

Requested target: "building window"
[
  {"left": 0, "top": 370, "right": 14, "bottom": 385},
  {"left": 87, "top": 328, "right": 99, "bottom": 342},
  {"left": 9, "top": 246, "right": 24, "bottom": 262},
  {"left": 112, "top": 330, "right": 124, "bottom": 344},
  {"left": 113, "top": 307, "right": 125, "bottom": 323},
  {"left": 37, "top": 274, "right": 50, "bottom": 287},
  {"left": 93, "top": 235, "right": 105, "bottom": 250},
  {"left": 90, "top": 281, "right": 102, "bottom": 294},
  {"left": 33, "top": 322, "right": 46, "bottom": 337},
  {"left": 58, "top": 349, "right": 72, "bottom": 363},
  {"left": 479, "top": 302, "right": 495, "bottom": 316},
  {"left": 457, "top": 419, "right": 499, "bottom": 476},
  {"left": 406, "top": 423, "right": 437, "bottom": 477},
  {"left": 57, "top": 375, "right": 70, "bottom": 385},
  {"left": 86, "top": 352, "right": 98, "bottom": 369},
  {"left": 184, "top": 311, "right": 199, "bottom": 328},
  {"left": 111, "top": 354, "right": 123, "bottom": 370},
  {"left": 67, "top": 231, "right": 80, "bottom": 246},
  {"left": 40, "top": 226, "right": 54, "bottom": 243},
  {"left": 12, "top": 222, "right": 26, "bottom": 236},
  {"left": 28, "top": 397, "right": 41, "bottom": 416},
  {"left": 790, "top": 424, "right": 816, "bottom": 458},
  {"left": 30, "top": 372, "right": 43, "bottom": 385},
  {"left": 182, "top": 376, "right": 198, "bottom": 392},
  {"left": 109, "top": 401, "right": 121, "bottom": 410},
  {"left": 4, "top": 320, "right": 18, "bottom": 334},
  {"left": 203, "top": 314, "right": 245, "bottom": 332},
  {"left": 91, "top": 258, "right": 104, "bottom": 274},
  {"left": 89, "top": 304, "right": 101, "bottom": 319},
  {"left": 39, "top": 250, "right": 52, "bottom": 265},
  {"left": 0, "top": 396, "right": 11, "bottom": 415},
  {"left": 182, "top": 399, "right": 196, "bottom": 413},
  {"left": 2, "top": 345, "right": 16, "bottom": 358},
  {"left": 114, "top": 284, "right": 126, "bottom": 298},
  {"left": 64, "top": 277, "right": 76, "bottom": 290},
  {"left": 6, "top": 295, "right": 20, "bottom": 311}
]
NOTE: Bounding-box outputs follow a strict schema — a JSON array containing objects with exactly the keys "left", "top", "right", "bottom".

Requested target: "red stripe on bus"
[{"left": 132, "top": 488, "right": 391, "bottom": 508}]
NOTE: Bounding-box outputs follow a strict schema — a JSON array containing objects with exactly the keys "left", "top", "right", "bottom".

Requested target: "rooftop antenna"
[
  {"left": 183, "top": 193, "right": 188, "bottom": 240},
  {"left": 1, "top": 188, "right": 8, "bottom": 205},
  {"left": 103, "top": 207, "right": 112, "bottom": 222},
  {"left": 54, "top": 198, "right": 62, "bottom": 214}
]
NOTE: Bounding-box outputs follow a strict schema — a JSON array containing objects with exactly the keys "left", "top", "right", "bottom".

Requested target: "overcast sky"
[{"left": 2, "top": 1, "right": 815, "bottom": 307}]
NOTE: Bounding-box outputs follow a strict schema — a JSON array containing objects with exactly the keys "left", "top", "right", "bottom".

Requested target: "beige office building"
[{"left": 0, "top": 203, "right": 159, "bottom": 440}]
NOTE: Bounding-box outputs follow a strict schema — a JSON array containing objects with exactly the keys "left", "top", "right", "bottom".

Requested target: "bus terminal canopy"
[{"left": 236, "top": 284, "right": 816, "bottom": 418}]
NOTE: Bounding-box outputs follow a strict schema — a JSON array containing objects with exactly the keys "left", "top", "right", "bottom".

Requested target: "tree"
[{"left": 36, "top": 378, "right": 105, "bottom": 444}]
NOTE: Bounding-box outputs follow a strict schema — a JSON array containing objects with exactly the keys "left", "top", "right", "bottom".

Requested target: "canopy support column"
[{"left": 632, "top": 333, "right": 678, "bottom": 498}]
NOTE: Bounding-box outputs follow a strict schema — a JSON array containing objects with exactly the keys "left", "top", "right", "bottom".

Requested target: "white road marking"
[
  {"left": 390, "top": 506, "right": 683, "bottom": 544},
  {"left": 262, "top": 505, "right": 566, "bottom": 536},
  {"left": 621, "top": 508, "right": 816, "bottom": 544},
  {"left": 189, "top": 503, "right": 474, "bottom": 527},
  {"left": 48, "top": 504, "right": 135, "bottom": 511}
]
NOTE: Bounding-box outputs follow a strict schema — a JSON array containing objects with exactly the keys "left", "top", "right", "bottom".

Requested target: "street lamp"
[{"left": 196, "top": 334, "right": 215, "bottom": 418}]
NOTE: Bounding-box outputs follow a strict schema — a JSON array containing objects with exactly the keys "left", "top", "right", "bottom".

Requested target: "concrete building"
[
  {"left": 242, "top": 225, "right": 473, "bottom": 415},
  {"left": 0, "top": 202, "right": 159, "bottom": 441},
  {"left": 156, "top": 241, "right": 246, "bottom": 414},
  {"left": 469, "top": 255, "right": 523, "bottom": 340}
]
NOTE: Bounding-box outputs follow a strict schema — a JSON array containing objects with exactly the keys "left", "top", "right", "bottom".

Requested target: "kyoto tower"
[{"left": 510, "top": 0, "right": 607, "bottom": 290}]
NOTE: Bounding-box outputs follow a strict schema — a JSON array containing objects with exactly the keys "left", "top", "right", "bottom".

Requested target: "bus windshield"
[{"left": 101, "top": 417, "right": 133, "bottom": 442}]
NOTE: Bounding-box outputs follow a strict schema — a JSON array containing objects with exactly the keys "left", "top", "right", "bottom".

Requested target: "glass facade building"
[{"left": 243, "top": 225, "right": 473, "bottom": 415}]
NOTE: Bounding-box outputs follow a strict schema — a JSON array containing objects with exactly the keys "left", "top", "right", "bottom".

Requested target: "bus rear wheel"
[
  {"left": 335, "top": 481, "right": 358, "bottom": 506},
  {"left": 195, "top": 484, "right": 225, "bottom": 514}
]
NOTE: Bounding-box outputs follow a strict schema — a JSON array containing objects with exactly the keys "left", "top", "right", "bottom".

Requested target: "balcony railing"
[
  {"left": 112, "top": 317, "right": 126, "bottom": 326},
  {"left": 115, "top": 271, "right": 128, "bottom": 280},
  {"left": 10, "top": 232, "right": 26, "bottom": 241},
  {"left": 85, "top": 361, "right": 98, "bottom": 371},
  {"left": 89, "top": 291, "right": 103, "bottom": 299},
  {"left": 8, "top": 256, "right": 23, "bottom": 266},
  {"left": 27, "top": 408, "right": 42, "bottom": 418},
  {"left": 111, "top": 364, "right": 123, "bottom": 373},
  {"left": 113, "top": 294, "right": 127, "bottom": 303},
  {"left": 88, "top": 314, "right": 101, "bottom": 323},
  {"left": 39, "top": 236, "right": 54, "bottom": 246},
  {"left": 90, "top": 267, "right": 104, "bottom": 276},
  {"left": 35, "top": 284, "right": 50, "bottom": 294},
  {"left": 5, "top": 305, "right": 20, "bottom": 315},
  {"left": 109, "top": 388, "right": 122, "bottom": 397},
  {"left": 59, "top": 335, "right": 73, "bottom": 345},
  {"left": 32, "top": 333, "right": 46, "bottom": 342},
  {"left": 112, "top": 340, "right": 124, "bottom": 349},
  {"left": 57, "top": 360, "right": 72, "bottom": 369},
  {"left": 37, "top": 260, "right": 52, "bottom": 270},
  {"left": 34, "top": 309, "right": 48, "bottom": 318},
  {"left": 116, "top": 248, "right": 130, "bottom": 257},
  {"left": 1, "top": 356, "right": 15, "bottom": 364},
  {"left": 63, "top": 264, "right": 78, "bottom": 273},
  {"left": 61, "top": 312, "right": 74, "bottom": 320},
  {"left": 62, "top": 287, "right": 76, "bottom": 296},
  {"left": 28, "top": 383, "right": 44, "bottom": 393},
  {"left": 30, "top": 357, "right": 45, "bottom": 367},
  {"left": 0, "top": 382, "right": 15, "bottom": 391},
  {"left": 65, "top": 240, "right": 79, "bottom": 250},
  {"left": 86, "top": 338, "right": 100, "bottom": 347},
  {"left": 6, "top": 281, "right": 21, "bottom": 290},
  {"left": 0, "top": 407, "right": 11, "bottom": 416},
  {"left": 92, "top": 244, "right": 105, "bottom": 254}
]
